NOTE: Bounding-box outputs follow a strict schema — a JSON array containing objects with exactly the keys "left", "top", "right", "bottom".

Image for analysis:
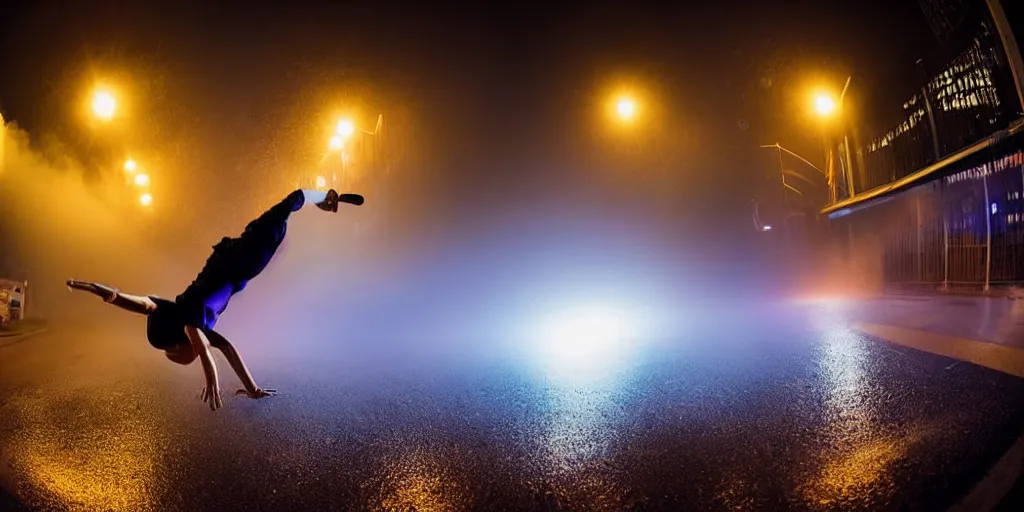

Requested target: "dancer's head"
[
  {"left": 146, "top": 298, "right": 194, "bottom": 364},
  {"left": 164, "top": 342, "right": 197, "bottom": 365}
]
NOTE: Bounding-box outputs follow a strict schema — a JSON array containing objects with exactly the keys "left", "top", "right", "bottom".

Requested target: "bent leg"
[{"left": 67, "top": 279, "right": 157, "bottom": 315}]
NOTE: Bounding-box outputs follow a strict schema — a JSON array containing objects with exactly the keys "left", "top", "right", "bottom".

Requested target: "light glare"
[
  {"left": 537, "top": 305, "right": 636, "bottom": 382},
  {"left": 814, "top": 94, "right": 837, "bottom": 116},
  {"left": 92, "top": 90, "right": 116, "bottom": 120},
  {"left": 616, "top": 97, "right": 637, "bottom": 120},
  {"left": 123, "top": 159, "right": 137, "bottom": 172},
  {"left": 134, "top": 173, "right": 150, "bottom": 187},
  {"left": 139, "top": 193, "right": 153, "bottom": 207},
  {"left": 336, "top": 119, "right": 355, "bottom": 138},
  {"left": 328, "top": 135, "right": 343, "bottom": 150}
]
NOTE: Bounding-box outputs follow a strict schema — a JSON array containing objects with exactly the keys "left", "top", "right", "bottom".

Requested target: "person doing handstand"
[{"left": 67, "top": 188, "right": 363, "bottom": 410}]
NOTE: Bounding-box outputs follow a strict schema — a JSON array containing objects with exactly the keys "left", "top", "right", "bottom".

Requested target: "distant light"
[
  {"left": 814, "top": 94, "right": 837, "bottom": 117},
  {"left": 134, "top": 173, "right": 150, "bottom": 187},
  {"left": 336, "top": 119, "right": 355, "bottom": 138},
  {"left": 616, "top": 97, "right": 637, "bottom": 120},
  {"left": 991, "top": 202, "right": 998, "bottom": 215},
  {"left": 92, "top": 90, "right": 116, "bottom": 120},
  {"left": 123, "top": 159, "right": 137, "bottom": 172},
  {"left": 762, "top": 225, "right": 772, "bottom": 231},
  {"left": 537, "top": 305, "right": 637, "bottom": 382},
  {"left": 139, "top": 193, "right": 153, "bottom": 207},
  {"left": 328, "top": 135, "right": 343, "bottom": 150},
  {"left": 316, "top": 175, "right": 327, "bottom": 190}
]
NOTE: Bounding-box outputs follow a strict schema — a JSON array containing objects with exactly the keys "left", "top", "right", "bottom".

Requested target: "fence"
[
  {"left": 821, "top": 0, "right": 1024, "bottom": 292},
  {"left": 833, "top": 2, "right": 1022, "bottom": 199},
  {"left": 828, "top": 129, "right": 1024, "bottom": 291}
]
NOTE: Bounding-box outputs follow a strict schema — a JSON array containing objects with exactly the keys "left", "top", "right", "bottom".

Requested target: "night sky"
[{"left": 0, "top": 0, "right": 948, "bottom": 287}]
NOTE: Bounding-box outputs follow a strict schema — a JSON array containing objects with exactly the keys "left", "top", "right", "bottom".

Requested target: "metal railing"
[
  {"left": 830, "top": 133, "right": 1024, "bottom": 291},
  {"left": 818, "top": 0, "right": 1024, "bottom": 292},
  {"left": 842, "top": 11, "right": 1022, "bottom": 197}
]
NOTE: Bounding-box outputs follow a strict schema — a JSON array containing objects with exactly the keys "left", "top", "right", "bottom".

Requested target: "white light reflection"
[
  {"left": 539, "top": 371, "right": 628, "bottom": 510},
  {"left": 821, "top": 323, "right": 868, "bottom": 412},
  {"left": 544, "top": 380, "right": 619, "bottom": 465},
  {"left": 526, "top": 304, "right": 640, "bottom": 509},
  {"left": 799, "top": 298, "right": 910, "bottom": 505},
  {"left": 814, "top": 298, "right": 868, "bottom": 411}
]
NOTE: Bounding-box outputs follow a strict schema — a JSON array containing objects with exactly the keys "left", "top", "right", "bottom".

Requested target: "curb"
[
  {"left": 950, "top": 430, "right": 1024, "bottom": 511},
  {"left": 850, "top": 323, "right": 1024, "bottom": 378},
  {"left": 0, "top": 328, "right": 44, "bottom": 339},
  {"left": 0, "top": 328, "right": 48, "bottom": 348},
  {"left": 848, "top": 322, "right": 1024, "bottom": 511}
]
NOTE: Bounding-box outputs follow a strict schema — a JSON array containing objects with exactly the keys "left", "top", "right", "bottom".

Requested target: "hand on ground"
[
  {"left": 236, "top": 388, "right": 276, "bottom": 399},
  {"left": 202, "top": 384, "right": 223, "bottom": 411}
]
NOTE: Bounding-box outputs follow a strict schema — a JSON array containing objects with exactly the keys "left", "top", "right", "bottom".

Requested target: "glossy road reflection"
[{"left": 2, "top": 300, "right": 1024, "bottom": 511}]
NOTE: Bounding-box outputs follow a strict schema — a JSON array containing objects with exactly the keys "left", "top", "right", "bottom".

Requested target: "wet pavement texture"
[{"left": 2, "top": 302, "right": 1024, "bottom": 511}]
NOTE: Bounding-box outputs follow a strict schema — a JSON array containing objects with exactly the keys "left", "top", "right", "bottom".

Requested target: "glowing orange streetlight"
[
  {"left": 616, "top": 96, "right": 637, "bottom": 121},
  {"left": 134, "top": 173, "right": 150, "bottom": 187},
  {"left": 139, "top": 193, "right": 153, "bottom": 207},
  {"left": 336, "top": 119, "right": 355, "bottom": 138},
  {"left": 124, "top": 158, "right": 137, "bottom": 172},
  {"left": 92, "top": 89, "right": 117, "bottom": 120},
  {"left": 814, "top": 93, "right": 837, "bottom": 117}
]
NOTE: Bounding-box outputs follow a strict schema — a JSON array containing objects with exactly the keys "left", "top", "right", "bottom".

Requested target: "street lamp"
[
  {"left": 616, "top": 96, "right": 637, "bottom": 121},
  {"left": 134, "top": 173, "right": 150, "bottom": 187},
  {"left": 328, "top": 135, "right": 344, "bottom": 151},
  {"left": 336, "top": 119, "right": 355, "bottom": 139},
  {"left": 814, "top": 94, "right": 837, "bottom": 117},
  {"left": 811, "top": 77, "right": 855, "bottom": 199},
  {"left": 139, "top": 193, "right": 153, "bottom": 207},
  {"left": 91, "top": 89, "right": 117, "bottom": 120},
  {"left": 123, "top": 158, "right": 137, "bottom": 173}
]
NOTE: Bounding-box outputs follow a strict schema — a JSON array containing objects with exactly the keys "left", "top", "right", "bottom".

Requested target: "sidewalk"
[
  {"left": 846, "top": 293, "right": 1024, "bottom": 349},
  {"left": 843, "top": 292, "right": 1024, "bottom": 511}
]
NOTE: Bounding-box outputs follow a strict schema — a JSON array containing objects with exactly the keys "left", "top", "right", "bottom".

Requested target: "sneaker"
[
  {"left": 316, "top": 189, "right": 340, "bottom": 213},
  {"left": 339, "top": 193, "right": 364, "bottom": 206}
]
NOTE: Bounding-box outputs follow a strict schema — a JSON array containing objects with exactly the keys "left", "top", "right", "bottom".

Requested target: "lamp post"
[{"left": 812, "top": 77, "right": 854, "bottom": 202}]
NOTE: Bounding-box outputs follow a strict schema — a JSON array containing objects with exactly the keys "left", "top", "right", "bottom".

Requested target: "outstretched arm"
[
  {"left": 205, "top": 330, "right": 275, "bottom": 399},
  {"left": 184, "top": 325, "right": 223, "bottom": 411},
  {"left": 67, "top": 279, "right": 157, "bottom": 315}
]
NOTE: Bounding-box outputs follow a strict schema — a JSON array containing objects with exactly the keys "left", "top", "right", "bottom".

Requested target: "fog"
[
  {"left": 2, "top": 100, "right": 884, "bottom": 368},
  {"left": 0, "top": 115, "right": 427, "bottom": 355},
  {"left": 1, "top": 119, "right": 182, "bottom": 322}
]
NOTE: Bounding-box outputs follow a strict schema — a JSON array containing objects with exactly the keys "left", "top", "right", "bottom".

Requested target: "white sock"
[{"left": 301, "top": 189, "right": 328, "bottom": 205}]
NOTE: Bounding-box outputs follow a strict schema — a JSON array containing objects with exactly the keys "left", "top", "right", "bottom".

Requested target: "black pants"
[{"left": 175, "top": 190, "right": 306, "bottom": 328}]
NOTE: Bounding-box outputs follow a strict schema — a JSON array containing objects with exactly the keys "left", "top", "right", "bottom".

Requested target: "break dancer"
[{"left": 67, "top": 188, "right": 364, "bottom": 410}]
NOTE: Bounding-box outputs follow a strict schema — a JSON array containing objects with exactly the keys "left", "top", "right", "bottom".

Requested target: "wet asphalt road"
[{"left": 2, "top": 301, "right": 1024, "bottom": 511}]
